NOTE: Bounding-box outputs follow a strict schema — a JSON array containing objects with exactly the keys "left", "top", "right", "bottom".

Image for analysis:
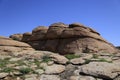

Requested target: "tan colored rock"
[
  {"left": 43, "top": 39, "right": 59, "bottom": 52},
  {"left": 35, "top": 69, "right": 44, "bottom": 74},
  {"left": 25, "top": 74, "right": 38, "bottom": 80},
  {"left": 0, "top": 73, "right": 8, "bottom": 79},
  {"left": 79, "top": 76, "right": 96, "bottom": 80},
  {"left": 21, "top": 32, "right": 32, "bottom": 42},
  {"left": 29, "top": 26, "right": 48, "bottom": 41},
  {"left": 0, "top": 36, "right": 11, "bottom": 40},
  {"left": 45, "top": 64, "right": 65, "bottom": 74},
  {"left": 69, "top": 23, "right": 100, "bottom": 35},
  {"left": 70, "top": 76, "right": 80, "bottom": 80},
  {"left": 70, "top": 58, "right": 85, "bottom": 65},
  {"left": 28, "top": 41, "right": 46, "bottom": 50},
  {"left": 40, "top": 75, "right": 60, "bottom": 80},
  {"left": 82, "top": 54, "right": 93, "bottom": 60},
  {"left": 79, "top": 62, "right": 120, "bottom": 79},
  {"left": 45, "top": 22, "right": 68, "bottom": 39},
  {"left": 70, "top": 76, "right": 96, "bottom": 80},
  {"left": 57, "top": 38, "right": 117, "bottom": 54},
  {"left": 0, "top": 36, "right": 34, "bottom": 53},
  {"left": 32, "top": 26, "right": 48, "bottom": 33},
  {"left": 13, "top": 22, "right": 118, "bottom": 54},
  {"left": 61, "top": 25, "right": 106, "bottom": 42},
  {"left": 0, "top": 38, "right": 31, "bottom": 47},
  {"left": 9, "top": 33, "right": 23, "bottom": 41},
  {"left": 50, "top": 53, "right": 69, "bottom": 64},
  {"left": 0, "top": 46, "right": 23, "bottom": 52}
]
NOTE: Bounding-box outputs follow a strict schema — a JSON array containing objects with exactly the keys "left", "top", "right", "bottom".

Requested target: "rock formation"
[
  {"left": 9, "top": 33, "right": 23, "bottom": 41},
  {"left": 0, "top": 50, "right": 120, "bottom": 80},
  {"left": 0, "top": 22, "right": 120, "bottom": 80},
  {"left": 0, "top": 36, "right": 34, "bottom": 53},
  {"left": 10, "top": 22, "right": 117, "bottom": 54}
]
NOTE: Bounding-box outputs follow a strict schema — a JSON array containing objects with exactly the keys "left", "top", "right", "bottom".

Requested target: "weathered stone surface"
[
  {"left": 60, "top": 64, "right": 77, "bottom": 80},
  {"left": 70, "top": 75, "right": 96, "bottom": 80},
  {"left": 10, "top": 22, "right": 118, "bottom": 54},
  {"left": 0, "top": 46, "right": 23, "bottom": 52},
  {"left": 0, "top": 37, "right": 31, "bottom": 47},
  {"left": 32, "top": 26, "right": 48, "bottom": 33},
  {"left": 45, "top": 22, "right": 68, "bottom": 39},
  {"left": 9, "top": 33, "right": 23, "bottom": 41},
  {"left": 28, "top": 41, "right": 46, "bottom": 50},
  {"left": 35, "top": 69, "right": 44, "bottom": 74},
  {"left": 0, "top": 36, "right": 34, "bottom": 52},
  {"left": 30, "top": 26, "right": 48, "bottom": 41},
  {"left": 0, "top": 36, "right": 11, "bottom": 40},
  {"left": 61, "top": 23, "right": 103, "bottom": 41},
  {"left": 45, "top": 64, "right": 65, "bottom": 74},
  {"left": 114, "top": 75, "right": 120, "bottom": 80},
  {"left": 50, "top": 53, "right": 69, "bottom": 64},
  {"left": 69, "top": 23, "right": 100, "bottom": 35},
  {"left": 25, "top": 74, "right": 38, "bottom": 80},
  {"left": 70, "top": 76, "right": 80, "bottom": 80},
  {"left": 43, "top": 39, "right": 59, "bottom": 52},
  {"left": 0, "top": 73, "right": 8, "bottom": 79},
  {"left": 57, "top": 38, "right": 117, "bottom": 54},
  {"left": 70, "top": 58, "right": 85, "bottom": 65},
  {"left": 0, "top": 49, "right": 119, "bottom": 80},
  {"left": 78, "top": 62, "right": 120, "bottom": 79},
  {"left": 40, "top": 74, "right": 60, "bottom": 80},
  {"left": 21, "top": 32, "right": 32, "bottom": 42}
]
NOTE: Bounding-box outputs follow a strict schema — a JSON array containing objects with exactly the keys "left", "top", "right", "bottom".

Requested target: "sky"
[{"left": 0, "top": 0, "right": 120, "bottom": 46}]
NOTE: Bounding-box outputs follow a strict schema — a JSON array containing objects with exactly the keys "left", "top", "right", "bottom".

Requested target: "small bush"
[
  {"left": 65, "top": 54, "right": 80, "bottom": 60},
  {"left": 42, "top": 55, "right": 52, "bottom": 63},
  {"left": 16, "top": 60, "right": 26, "bottom": 66},
  {"left": 93, "top": 54, "right": 99, "bottom": 59},
  {"left": 1, "top": 67, "right": 14, "bottom": 73},
  {"left": 19, "top": 68, "right": 32, "bottom": 74},
  {"left": 34, "top": 59, "right": 40, "bottom": 67},
  {"left": 85, "top": 59, "right": 91, "bottom": 64},
  {"left": 0, "top": 59, "right": 9, "bottom": 68},
  {"left": 98, "top": 58, "right": 112, "bottom": 63}
]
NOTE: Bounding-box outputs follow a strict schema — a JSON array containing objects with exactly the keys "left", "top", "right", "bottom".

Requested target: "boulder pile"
[
  {"left": 10, "top": 22, "right": 118, "bottom": 54},
  {"left": 0, "top": 50, "right": 120, "bottom": 80}
]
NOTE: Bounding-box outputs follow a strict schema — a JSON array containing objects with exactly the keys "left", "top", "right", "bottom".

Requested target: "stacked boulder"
[
  {"left": 10, "top": 22, "right": 118, "bottom": 54},
  {"left": 9, "top": 33, "right": 23, "bottom": 41},
  {"left": 0, "top": 36, "right": 34, "bottom": 53}
]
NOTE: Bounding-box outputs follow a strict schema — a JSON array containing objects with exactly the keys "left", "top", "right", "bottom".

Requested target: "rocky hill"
[
  {"left": 0, "top": 22, "right": 120, "bottom": 80},
  {"left": 10, "top": 22, "right": 118, "bottom": 54}
]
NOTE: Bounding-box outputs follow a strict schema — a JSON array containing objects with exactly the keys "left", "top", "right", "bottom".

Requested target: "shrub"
[
  {"left": 16, "top": 60, "right": 26, "bottom": 66},
  {"left": 65, "top": 54, "right": 80, "bottom": 60},
  {"left": 19, "top": 68, "right": 32, "bottom": 74},
  {"left": 1, "top": 67, "right": 14, "bottom": 73},
  {"left": 34, "top": 59, "right": 40, "bottom": 67},
  {"left": 98, "top": 58, "right": 112, "bottom": 63},
  {"left": 85, "top": 59, "right": 91, "bottom": 64},
  {"left": 42, "top": 55, "right": 52, "bottom": 63},
  {"left": 0, "top": 59, "right": 9, "bottom": 68},
  {"left": 93, "top": 54, "right": 99, "bottom": 59}
]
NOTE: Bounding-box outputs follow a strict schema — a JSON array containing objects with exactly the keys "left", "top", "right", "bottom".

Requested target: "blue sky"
[{"left": 0, "top": 0, "right": 120, "bottom": 46}]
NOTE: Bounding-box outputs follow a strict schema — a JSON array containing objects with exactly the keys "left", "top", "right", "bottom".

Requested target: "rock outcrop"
[
  {"left": 0, "top": 36, "right": 34, "bottom": 53},
  {"left": 9, "top": 33, "right": 23, "bottom": 41},
  {"left": 13, "top": 22, "right": 117, "bottom": 54},
  {"left": 21, "top": 32, "right": 32, "bottom": 42},
  {"left": 0, "top": 22, "right": 119, "bottom": 80},
  {"left": 0, "top": 50, "right": 120, "bottom": 80}
]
